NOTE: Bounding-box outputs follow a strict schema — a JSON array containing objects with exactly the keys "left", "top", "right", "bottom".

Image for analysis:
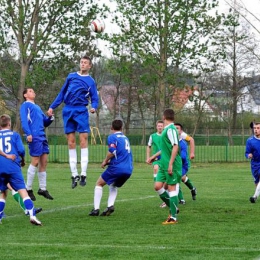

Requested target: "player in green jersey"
[
  {"left": 146, "top": 120, "right": 164, "bottom": 181},
  {"left": 149, "top": 109, "right": 182, "bottom": 225}
]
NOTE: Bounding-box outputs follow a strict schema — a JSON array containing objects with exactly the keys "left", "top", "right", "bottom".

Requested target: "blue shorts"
[
  {"left": 0, "top": 170, "right": 26, "bottom": 192},
  {"left": 252, "top": 169, "right": 260, "bottom": 184},
  {"left": 62, "top": 106, "right": 90, "bottom": 134},
  {"left": 28, "top": 136, "right": 49, "bottom": 157},
  {"left": 101, "top": 168, "right": 131, "bottom": 187}
]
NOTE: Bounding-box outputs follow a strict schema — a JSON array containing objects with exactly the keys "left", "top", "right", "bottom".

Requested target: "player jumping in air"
[{"left": 47, "top": 56, "right": 99, "bottom": 189}]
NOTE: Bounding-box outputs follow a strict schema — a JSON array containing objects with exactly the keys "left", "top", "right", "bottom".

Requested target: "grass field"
[{"left": 1, "top": 162, "right": 260, "bottom": 260}]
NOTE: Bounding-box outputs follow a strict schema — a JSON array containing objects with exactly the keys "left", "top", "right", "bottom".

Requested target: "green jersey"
[
  {"left": 148, "top": 132, "right": 161, "bottom": 155},
  {"left": 160, "top": 123, "right": 182, "bottom": 176}
]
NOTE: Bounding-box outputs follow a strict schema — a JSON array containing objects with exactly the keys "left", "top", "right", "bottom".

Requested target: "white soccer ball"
[{"left": 91, "top": 19, "right": 105, "bottom": 33}]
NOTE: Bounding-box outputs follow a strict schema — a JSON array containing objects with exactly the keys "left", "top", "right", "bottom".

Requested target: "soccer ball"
[{"left": 91, "top": 19, "right": 105, "bottom": 33}]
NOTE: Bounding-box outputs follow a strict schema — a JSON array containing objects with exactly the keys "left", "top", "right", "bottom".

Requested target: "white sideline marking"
[
  {"left": 5, "top": 195, "right": 157, "bottom": 219},
  {"left": 3, "top": 242, "right": 260, "bottom": 252}
]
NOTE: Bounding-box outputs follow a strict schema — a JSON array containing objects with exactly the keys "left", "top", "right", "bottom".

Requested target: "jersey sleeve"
[
  {"left": 50, "top": 75, "right": 70, "bottom": 109},
  {"left": 14, "top": 132, "right": 25, "bottom": 157},
  {"left": 107, "top": 135, "right": 117, "bottom": 154},
  {"left": 89, "top": 80, "right": 99, "bottom": 110},
  {"left": 147, "top": 135, "right": 152, "bottom": 146},
  {"left": 181, "top": 131, "right": 191, "bottom": 142},
  {"left": 20, "top": 103, "right": 32, "bottom": 136},
  {"left": 43, "top": 112, "right": 54, "bottom": 127},
  {"left": 167, "top": 128, "right": 179, "bottom": 146},
  {"left": 245, "top": 138, "right": 252, "bottom": 159}
]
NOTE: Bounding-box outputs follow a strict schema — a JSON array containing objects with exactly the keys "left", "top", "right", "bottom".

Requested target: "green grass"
[{"left": 1, "top": 162, "right": 260, "bottom": 259}]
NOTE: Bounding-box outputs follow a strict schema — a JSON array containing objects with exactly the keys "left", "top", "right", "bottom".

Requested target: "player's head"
[
  {"left": 254, "top": 123, "right": 260, "bottom": 138},
  {"left": 175, "top": 123, "right": 183, "bottom": 135},
  {"left": 111, "top": 119, "right": 123, "bottom": 131},
  {"left": 23, "top": 88, "right": 35, "bottom": 101},
  {"left": 163, "top": 109, "right": 175, "bottom": 122},
  {"left": 80, "top": 56, "right": 92, "bottom": 71},
  {"left": 156, "top": 120, "right": 164, "bottom": 133},
  {"left": 0, "top": 114, "right": 11, "bottom": 129}
]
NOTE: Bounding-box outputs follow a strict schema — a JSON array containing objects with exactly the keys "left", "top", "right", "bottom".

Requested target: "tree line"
[{"left": 0, "top": 0, "right": 259, "bottom": 138}]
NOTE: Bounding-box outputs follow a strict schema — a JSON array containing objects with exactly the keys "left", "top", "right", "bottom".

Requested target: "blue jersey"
[
  {"left": 0, "top": 129, "right": 25, "bottom": 171},
  {"left": 107, "top": 131, "right": 133, "bottom": 174},
  {"left": 245, "top": 136, "right": 260, "bottom": 173},
  {"left": 179, "top": 139, "right": 190, "bottom": 175},
  {"left": 20, "top": 101, "right": 53, "bottom": 137},
  {"left": 49, "top": 72, "right": 99, "bottom": 109}
]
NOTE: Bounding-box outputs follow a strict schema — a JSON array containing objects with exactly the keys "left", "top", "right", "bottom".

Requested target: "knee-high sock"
[
  {"left": 108, "top": 185, "right": 118, "bottom": 207},
  {"left": 169, "top": 184, "right": 179, "bottom": 219},
  {"left": 12, "top": 190, "right": 26, "bottom": 212},
  {"left": 178, "top": 185, "right": 184, "bottom": 201},
  {"left": 27, "top": 164, "right": 37, "bottom": 190},
  {"left": 69, "top": 149, "right": 78, "bottom": 177},
  {"left": 23, "top": 196, "right": 35, "bottom": 217},
  {"left": 94, "top": 186, "right": 103, "bottom": 210},
  {"left": 183, "top": 176, "right": 194, "bottom": 190},
  {"left": 253, "top": 182, "right": 260, "bottom": 198},
  {"left": 80, "top": 148, "right": 89, "bottom": 176},
  {"left": 156, "top": 188, "right": 170, "bottom": 207},
  {"left": 38, "top": 171, "right": 47, "bottom": 190}
]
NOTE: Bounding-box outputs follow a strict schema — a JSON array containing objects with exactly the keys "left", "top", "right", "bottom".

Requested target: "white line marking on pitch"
[{"left": 4, "top": 242, "right": 260, "bottom": 252}]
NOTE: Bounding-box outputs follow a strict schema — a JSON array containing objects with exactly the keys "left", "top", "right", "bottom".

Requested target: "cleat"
[
  {"left": 30, "top": 216, "right": 42, "bottom": 226},
  {"left": 179, "top": 199, "right": 186, "bottom": 205},
  {"left": 27, "top": 190, "right": 36, "bottom": 201},
  {"left": 160, "top": 202, "right": 167, "bottom": 208},
  {"left": 35, "top": 207, "right": 43, "bottom": 214},
  {"left": 191, "top": 188, "right": 197, "bottom": 200},
  {"left": 79, "top": 175, "right": 86, "bottom": 186},
  {"left": 71, "top": 176, "right": 80, "bottom": 189},
  {"left": 25, "top": 207, "right": 43, "bottom": 216},
  {"left": 37, "top": 189, "right": 54, "bottom": 200},
  {"left": 250, "top": 196, "right": 257, "bottom": 203},
  {"left": 100, "top": 206, "right": 115, "bottom": 216},
  {"left": 162, "top": 216, "right": 178, "bottom": 225},
  {"left": 89, "top": 209, "right": 100, "bottom": 216}
]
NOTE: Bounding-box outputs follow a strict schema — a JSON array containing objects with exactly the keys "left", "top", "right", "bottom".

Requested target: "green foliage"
[
  {"left": 0, "top": 0, "right": 109, "bottom": 129},
  {"left": 1, "top": 162, "right": 260, "bottom": 259}
]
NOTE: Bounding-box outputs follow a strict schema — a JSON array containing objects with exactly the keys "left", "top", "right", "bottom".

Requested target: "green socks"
[{"left": 12, "top": 190, "right": 26, "bottom": 211}]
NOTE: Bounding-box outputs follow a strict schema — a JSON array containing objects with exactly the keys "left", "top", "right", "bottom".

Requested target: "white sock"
[
  {"left": 94, "top": 186, "right": 103, "bottom": 210},
  {"left": 38, "top": 171, "right": 47, "bottom": 190},
  {"left": 80, "top": 148, "right": 89, "bottom": 176},
  {"left": 108, "top": 185, "right": 118, "bottom": 207},
  {"left": 254, "top": 182, "right": 260, "bottom": 198},
  {"left": 69, "top": 149, "right": 78, "bottom": 177},
  {"left": 27, "top": 164, "right": 37, "bottom": 190}
]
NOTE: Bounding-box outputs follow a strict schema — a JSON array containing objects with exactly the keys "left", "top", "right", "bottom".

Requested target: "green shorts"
[
  {"left": 152, "top": 160, "right": 160, "bottom": 167},
  {"left": 156, "top": 168, "right": 182, "bottom": 185}
]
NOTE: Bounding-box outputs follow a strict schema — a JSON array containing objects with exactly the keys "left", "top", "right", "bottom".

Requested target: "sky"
[
  {"left": 219, "top": 0, "right": 260, "bottom": 35},
  {"left": 96, "top": 0, "right": 260, "bottom": 54}
]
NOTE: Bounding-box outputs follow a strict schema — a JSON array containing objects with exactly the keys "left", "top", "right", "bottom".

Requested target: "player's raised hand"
[{"left": 47, "top": 108, "right": 54, "bottom": 117}]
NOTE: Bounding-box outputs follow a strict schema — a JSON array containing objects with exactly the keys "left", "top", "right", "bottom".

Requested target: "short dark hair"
[
  {"left": 22, "top": 88, "right": 33, "bottom": 101},
  {"left": 111, "top": 120, "right": 123, "bottom": 131},
  {"left": 81, "top": 55, "right": 92, "bottom": 65},
  {"left": 156, "top": 120, "right": 163, "bottom": 125},
  {"left": 0, "top": 114, "right": 11, "bottom": 128},
  {"left": 163, "top": 109, "right": 175, "bottom": 121},
  {"left": 175, "top": 123, "right": 183, "bottom": 130}
]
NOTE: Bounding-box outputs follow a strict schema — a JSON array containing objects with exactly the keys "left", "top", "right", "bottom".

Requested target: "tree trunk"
[{"left": 14, "top": 63, "right": 29, "bottom": 134}]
